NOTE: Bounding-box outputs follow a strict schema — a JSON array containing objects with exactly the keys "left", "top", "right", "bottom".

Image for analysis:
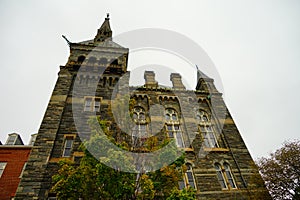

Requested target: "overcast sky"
[{"left": 0, "top": 0, "right": 299, "bottom": 159}]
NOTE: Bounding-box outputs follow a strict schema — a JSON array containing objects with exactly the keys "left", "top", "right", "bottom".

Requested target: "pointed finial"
[
  {"left": 62, "top": 35, "right": 71, "bottom": 46},
  {"left": 106, "top": 13, "right": 110, "bottom": 19}
]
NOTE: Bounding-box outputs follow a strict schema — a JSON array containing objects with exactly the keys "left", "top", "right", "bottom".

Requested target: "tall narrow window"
[
  {"left": 224, "top": 163, "right": 237, "bottom": 188},
  {"left": 197, "top": 110, "right": 218, "bottom": 148},
  {"left": 185, "top": 164, "right": 196, "bottom": 189},
  {"left": 94, "top": 98, "right": 101, "bottom": 112},
  {"left": 84, "top": 97, "right": 92, "bottom": 111},
  {"left": 132, "top": 107, "right": 148, "bottom": 148},
  {"left": 200, "top": 126, "right": 218, "bottom": 148},
  {"left": 63, "top": 137, "right": 74, "bottom": 157},
  {"left": 215, "top": 163, "right": 227, "bottom": 189},
  {"left": 215, "top": 163, "right": 237, "bottom": 189},
  {"left": 165, "top": 108, "right": 185, "bottom": 148},
  {"left": 179, "top": 163, "right": 196, "bottom": 190},
  {"left": 77, "top": 55, "right": 86, "bottom": 63},
  {"left": 0, "top": 162, "right": 7, "bottom": 178}
]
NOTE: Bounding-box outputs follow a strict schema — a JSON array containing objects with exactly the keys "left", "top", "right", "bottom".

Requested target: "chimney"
[
  {"left": 144, "top": 71, "right": 158, "bottom": 88},
  {"left": 29, "top": 133, "right": 38, "bottom": 146},
  {"left": 170, "top": 73, "right": 186, "bottom": 90}
]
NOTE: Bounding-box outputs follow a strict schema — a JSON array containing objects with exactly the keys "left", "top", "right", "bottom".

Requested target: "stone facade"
[{"left": 15, "top": 15, "right": 271, "bottom": 199}]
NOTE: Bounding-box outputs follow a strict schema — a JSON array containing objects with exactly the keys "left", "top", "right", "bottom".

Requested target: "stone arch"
[
  {"left": 99, "top": 57, "right": 108, "bottom": 65},
  {"left": 88, "top": 56, "right": 97, "bottom": 65},
  {"left": 77, "top": 55, "right": 86, "bottom": 63}
]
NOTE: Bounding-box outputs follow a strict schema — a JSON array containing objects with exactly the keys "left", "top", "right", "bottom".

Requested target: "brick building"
[
  {"left": 15, "top": 15, "right": 271, "bottom": 199},
  {"left": 0, "top": 134, "right": 34, "bottom": 200}
]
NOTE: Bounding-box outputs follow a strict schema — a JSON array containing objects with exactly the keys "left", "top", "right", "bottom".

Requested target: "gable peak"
[{"left": 94, "top": 13, "right": 112, "bottom": 43}]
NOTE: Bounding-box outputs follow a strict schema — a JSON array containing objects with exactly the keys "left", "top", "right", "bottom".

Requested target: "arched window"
[
  {"left": 108, "top": 77, "right": 113, "bottom": 86},
  {"left": 133, "top": 107, "right": 146, "bottom": 121},
  {"left": 110, "top": 58, "right": 118, "bottom": 65},
  {"left": 88, "top": 56, "right": 97, "bottom": 65},
  {"left": 132, "top": 107, "right": 148, "bottom": 148},
  {"left": 165, "top": 108, "right": 185, "bottom": 148},
  {"left": 197, "top": 110, "right": 218, "bottom": 148},
  {"left": 179, "top": 163, "right": 196, "bottom": 190},
  {"left": 215, "top": 163, "right": 227, "bottom": 189},
  {"left": 185, "top": 164, "right": 196, "bottom": 189},
  {"left": 214, "top": 163, "right": 237, "bottom": 190},
  {"left": 62, "top": 136, "right": 74, "bottom": 157},
  {"left": 196, "top": 110, "right": 209, "bottom": 122},
  {"left": 77, "top": 55, "right": 85, "bottom": 63},
  {"left": 224, "top": 163, "right": 237, "bottom": 189},
  {"left": 99, "top": 57, "right": 108, "bottom": 65},
  {"left": 165, "top": 108, "right": 178, "bottom": 121}
]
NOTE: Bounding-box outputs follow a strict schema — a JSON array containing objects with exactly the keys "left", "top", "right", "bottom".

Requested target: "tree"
[
  {"left": 166, "top": 188, "right": 196, "bottom": 200},
  {"left": 51, "top": 117, "right": 196, "bottom": 199},
  {"left": 257, "top": 140, "right": 300, "bottom": 200}
]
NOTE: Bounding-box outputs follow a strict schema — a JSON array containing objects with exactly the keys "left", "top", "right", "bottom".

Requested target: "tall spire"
[{"left": 94, "top": 13, "right": 112, "bottom": 43}]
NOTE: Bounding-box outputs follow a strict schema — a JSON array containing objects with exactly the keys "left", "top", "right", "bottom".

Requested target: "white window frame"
[
  {"left": 84, "top": 97, "right": 101, "bottom": 112},
  {"left": 197, "top": 110, "right": 219, "bottom": 148},
  {"left": 166, "top": 124, "right": 185, "bottom": 148},
  {"left": 19, "top": 162, "right": 27, "bottom": 178},
  {"left": 200, "top": 125, "right": 219, "bottom": 148},
  {"left": 132, "top": 107, "right": 148, "bottom": 148},
  {"left": 62, "top": 137, "right": 74, "bottom": 157},
  {"left": 165, "top": 108, "right": 185, "bottom": 148},
  {"left": 0, "top": 162, "right": 7, "bottom": 178}
]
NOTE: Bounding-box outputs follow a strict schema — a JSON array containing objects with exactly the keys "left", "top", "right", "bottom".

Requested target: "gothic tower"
[{"left": 15, "top": 15, "right": 271, "bottom": 199}]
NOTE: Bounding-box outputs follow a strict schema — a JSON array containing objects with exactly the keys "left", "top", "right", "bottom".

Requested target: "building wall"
[
  {"left": 15, "top": 17, "right": 271, "bottom": 199},
  {"left": 0, "top": 147, "right": 31, "bottom": 200}
]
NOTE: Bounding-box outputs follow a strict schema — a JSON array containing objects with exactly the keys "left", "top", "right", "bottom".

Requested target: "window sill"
[
  {"left": 184, "top": 148, "right": 194, "bottom": 152},
  {"left": 221, "top": 187, "right": 238, "bottom": 191},
  {"left": 203, "top": 147, "right": 229, "bottom": 152}
]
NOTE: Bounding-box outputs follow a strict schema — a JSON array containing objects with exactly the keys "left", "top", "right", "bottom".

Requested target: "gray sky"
[{"left": 0, "top": 0, "right": 299, "bottom": 159}]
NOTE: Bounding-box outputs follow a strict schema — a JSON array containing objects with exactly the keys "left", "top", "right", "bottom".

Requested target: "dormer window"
[
  {"left": 5, "top": 133, "right": 24, "bottom": 145},
  {"left": 6, "top": 135, "right": 17, "bottom": 145}
]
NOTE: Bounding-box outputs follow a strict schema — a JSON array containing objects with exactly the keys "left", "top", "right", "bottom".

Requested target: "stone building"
[{"left": 15, "top": 15, "right": 271, "bottom": 199}]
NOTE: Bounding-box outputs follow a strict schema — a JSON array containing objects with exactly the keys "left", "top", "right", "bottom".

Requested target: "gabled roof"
[
  {"left": 195, "top": 65, "right": 212, "bottom": 80},
  {"left": 78, "top": 39, "right": 126, "bottom": 49},
  {"left": 74, "top": 14, "right": 126, "bottom": 49},
  {"left": 93, "top": 13, "right": 113, "bottom": 43}
]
